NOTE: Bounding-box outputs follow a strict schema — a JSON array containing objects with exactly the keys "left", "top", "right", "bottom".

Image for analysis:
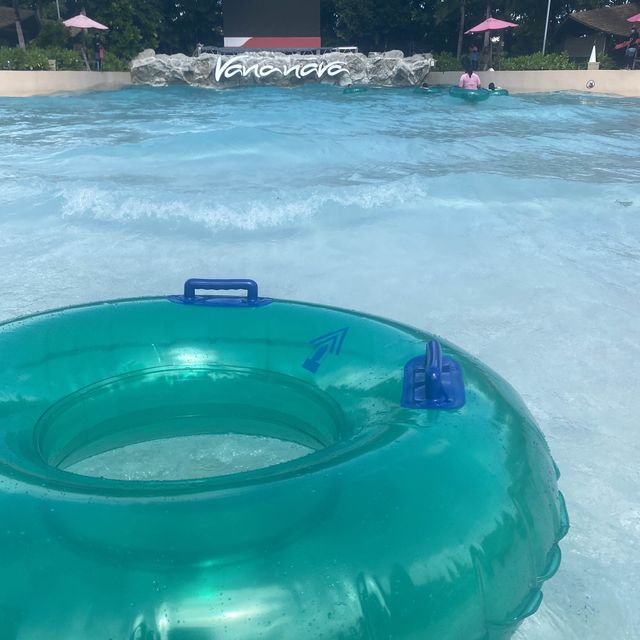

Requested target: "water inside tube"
[{"left": 68, "top": 434, "right": 312, "bottom": 481}]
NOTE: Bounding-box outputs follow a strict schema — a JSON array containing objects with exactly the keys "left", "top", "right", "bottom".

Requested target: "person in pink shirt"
[{"left": 458, "top": 68, "right": 482, "bottom": 90}]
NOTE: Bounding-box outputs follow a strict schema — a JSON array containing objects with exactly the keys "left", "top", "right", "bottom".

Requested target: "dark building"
[
  {"left": 0, "top": 6, "right": 37, "bottom": 48},
  {"left": 223, "top": 0, "right": 320, "bottom": 49},
  {"left": 556, "top": 3, "right": 639, "bottom": 63}
]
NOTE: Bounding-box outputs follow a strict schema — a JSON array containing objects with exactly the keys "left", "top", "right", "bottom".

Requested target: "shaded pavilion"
[{"left": 555, "top": 3, "right": 639, "bottom": 63}]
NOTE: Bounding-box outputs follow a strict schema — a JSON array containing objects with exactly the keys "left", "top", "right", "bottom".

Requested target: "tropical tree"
[
  {"left": 334, "top": 0, "right": 414, "bottom": 51},
  {"left": 431, "top": 0, "right": 469, "bottom": 60},
  {"left": 12, "top": 0, "right": 26, "bottom": 48},
  {"left": 158, "top": 0, "right": 222, "bottom": 54},
  {"left": 63, "top": 0, "right": 163, "bottom": 59},
  {"left": 4, "top": 0, "right": 637, "bottom": 60},
  {"left": 321, "top": 0, "right": 338, "bottom": 46}
]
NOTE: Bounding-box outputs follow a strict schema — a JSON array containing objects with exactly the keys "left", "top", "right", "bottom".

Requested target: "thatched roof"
[
  {"left": 0, "top": 6, "right": 35, "bottom": 29},
  {"left": 567, "top": 3, "right": 639, "bottom": 37}
]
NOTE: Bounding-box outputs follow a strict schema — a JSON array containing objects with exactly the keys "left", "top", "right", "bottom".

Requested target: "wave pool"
[{"left": 1, "top": 85, "right": 639, "bottom": 639}]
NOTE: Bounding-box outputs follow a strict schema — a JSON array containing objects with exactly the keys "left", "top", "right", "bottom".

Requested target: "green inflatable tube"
[
  {"left": 449, "top": 86, "right": 491, "bottom": 102},
  {"left": 489, "top": 88, "right": 510, "bottom": 96},
  {"left": 0, "top": 279, "right": 568, "bottom": 640}
]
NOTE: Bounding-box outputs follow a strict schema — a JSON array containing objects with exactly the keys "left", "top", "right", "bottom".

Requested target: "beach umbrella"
[
  {"left": 465, "top": 17, "right": 518, "bottom": 69},
  {"left": 627, "top": 13, "right": 640, "bottom": 22},
  {"left": 63, "top": 14, "right": 108, "bottom": 30},
  {"left": 63, "top": 15, "right": 108, "bottom": 71},
  {"left": 465, "top": 17, "right": 518, "bottom": 34}
]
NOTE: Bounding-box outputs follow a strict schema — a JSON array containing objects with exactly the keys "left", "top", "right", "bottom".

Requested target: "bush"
[
  {"left": 102, "top": 51, "right": 130, "bottom": 72},
  {"left": 501, "top": 52, "right": 579, "bottom": 71},
  {"left": 23, "top": 48, "right": 50, "bottom": 70},
  {"left": 0, "top": 45, "right": 127, "bottom": 71},
  {"left": 432, "top": 51, "right": 612, "bottom": 72},
  {"left": 0, "top": 47, "right": 49, "bottom": 70},
  {"left": 42, "top": 47, "right": 85, "bottom": 70},
  {"left": 596, "top": 52, "right": 616, "bottom": 70},
  {"left": 0, "top": 46, "right": 22, "bottom": 69},
  {"left": 433, "top": 51, "right": 462, "bottom": 71}
]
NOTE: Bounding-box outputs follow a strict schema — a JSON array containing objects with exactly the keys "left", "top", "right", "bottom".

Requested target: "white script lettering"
[{"left": 214, "top": 57, "right": 347, "bottom": 82}]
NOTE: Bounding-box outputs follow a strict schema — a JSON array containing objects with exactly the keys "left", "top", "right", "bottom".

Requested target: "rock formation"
[{"left": 131, "top": 49, "right": 435, "bottom": 89}]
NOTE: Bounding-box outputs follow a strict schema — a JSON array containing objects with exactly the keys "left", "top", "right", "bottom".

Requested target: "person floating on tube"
[{"left": 458, "top": 66, "right": 481, "bottom": 90}]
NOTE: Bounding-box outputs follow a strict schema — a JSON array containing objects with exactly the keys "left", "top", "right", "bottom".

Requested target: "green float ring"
[
  {"left": 449, "top": 86, "right": 491, "bottom": 102},
  {"left": 0, "top": 280, "right": 568, "bottom": 640}
]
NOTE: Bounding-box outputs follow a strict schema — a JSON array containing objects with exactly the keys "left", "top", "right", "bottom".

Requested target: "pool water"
[{"left": 1, "top": 85, "right": 639, "bottom": 639}]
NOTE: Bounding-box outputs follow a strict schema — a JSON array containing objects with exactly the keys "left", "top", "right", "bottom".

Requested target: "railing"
[{"left": 193, "top": 46, "right": 359, "bottom": 57}]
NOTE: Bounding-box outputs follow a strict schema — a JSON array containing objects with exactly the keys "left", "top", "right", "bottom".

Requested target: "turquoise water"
[{"left": 1, "top": 85, "right": 640, "bottom": 638}]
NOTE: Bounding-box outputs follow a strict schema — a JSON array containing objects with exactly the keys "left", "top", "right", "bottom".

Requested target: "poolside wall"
[
  {"left": 0, "top": 71, "right": 132, "bottom": 97},
  {"left": 0, "top": 69, "right": 637, "bottom": 97},
  {"left": 430, "top": 70, "right": 640, "bottom": 97}
]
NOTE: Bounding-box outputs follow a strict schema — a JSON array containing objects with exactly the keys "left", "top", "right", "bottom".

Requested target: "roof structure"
[
  {"left": 0, "top": 6, "right": 35, "bottom": 29},
  {"left": 566, "top": 3, "right": 639, "bottom": 37}
]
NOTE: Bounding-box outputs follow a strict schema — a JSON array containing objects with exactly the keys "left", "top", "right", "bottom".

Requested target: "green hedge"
[
  {"left": 500, "top": 52, "right": 579, "bottom": 71},
  {"left": 1, "top": 47, "right": 42, "bottom": 70},
  {"left": 596, "top": 52, "right": 616, "bottom": 70},
  {"left": 433, "top": 52, "right": 463, "bottom": 72},
  {"left": 103, "top": 51, "right": 130, "bottom": 72},
  {"left": 45, "top": 47, "right": 86, "bottom": 70},
  {"left": 0, "top": 46, "right": 83, "bottom": 70},
  {"left": 432, "top": 51, "right": 595, "bottom": 73},
  {"left": 0, "top": 46, "right": 128, "bottom": 71}
]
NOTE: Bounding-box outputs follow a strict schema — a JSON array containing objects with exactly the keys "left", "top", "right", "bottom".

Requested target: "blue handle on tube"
[
  {"left": 402, "top": 340, "right": 465, "bottom": 410},
  {"left": 169, "top": 279, "right": 272, "bottom": 307}
]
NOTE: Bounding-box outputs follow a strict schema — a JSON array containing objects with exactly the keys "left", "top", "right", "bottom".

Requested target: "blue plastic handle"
[
  {"left": 401, "top": 340, "right": 465, "bottom": 410},
  {"left": 184, "top": 279, "right": 259, "bottom": 303},
  {"left": 168, "top": 279, "right": 272, "bottom": 308},
  {"left": 424, "top": 340, "right": 444, "bottom": 402}
]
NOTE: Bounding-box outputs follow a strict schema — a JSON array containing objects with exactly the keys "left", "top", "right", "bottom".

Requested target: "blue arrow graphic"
[{"left": 302, "top": 328, "right": 349, "bottom": 373}]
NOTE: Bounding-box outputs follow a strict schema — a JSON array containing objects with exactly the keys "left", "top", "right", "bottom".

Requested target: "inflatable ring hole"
[{"left": 34, "top": 366, "right": 348, "bottom": 481}]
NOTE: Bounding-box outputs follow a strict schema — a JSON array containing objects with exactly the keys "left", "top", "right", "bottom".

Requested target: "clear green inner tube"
[
  {"left": 0, "top": 294, "right": 568, "bottom": 640},
  {"left": 449, "top": 86, "right": 491, "bottom": 102}
]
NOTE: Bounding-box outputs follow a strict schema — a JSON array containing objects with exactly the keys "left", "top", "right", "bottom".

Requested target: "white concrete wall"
[
  {"left": 0, "top": 71, "right": 132, "bottom": 97},
  {"left": 0, "top": 69, "right": 637, "bottom": 97},
  {"left": 429, "top": 70, "right": 640, "bottom": 97}
]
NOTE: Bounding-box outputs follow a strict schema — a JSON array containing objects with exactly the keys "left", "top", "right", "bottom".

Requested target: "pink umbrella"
[
  {"left": 627, "top": 13, "right": 640, "bottom": 22},
  {"left": 465, "top": 17, "right": 518, "bottom": 34},
  {"left": 464, "top": 17, "right": 517, "bottom": 70},
  {"left": 63, "top": 15, "right": 108, "bottom": 71},
  {"left": 63, "top": 14, "right": 108, "bottom": 30}
]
